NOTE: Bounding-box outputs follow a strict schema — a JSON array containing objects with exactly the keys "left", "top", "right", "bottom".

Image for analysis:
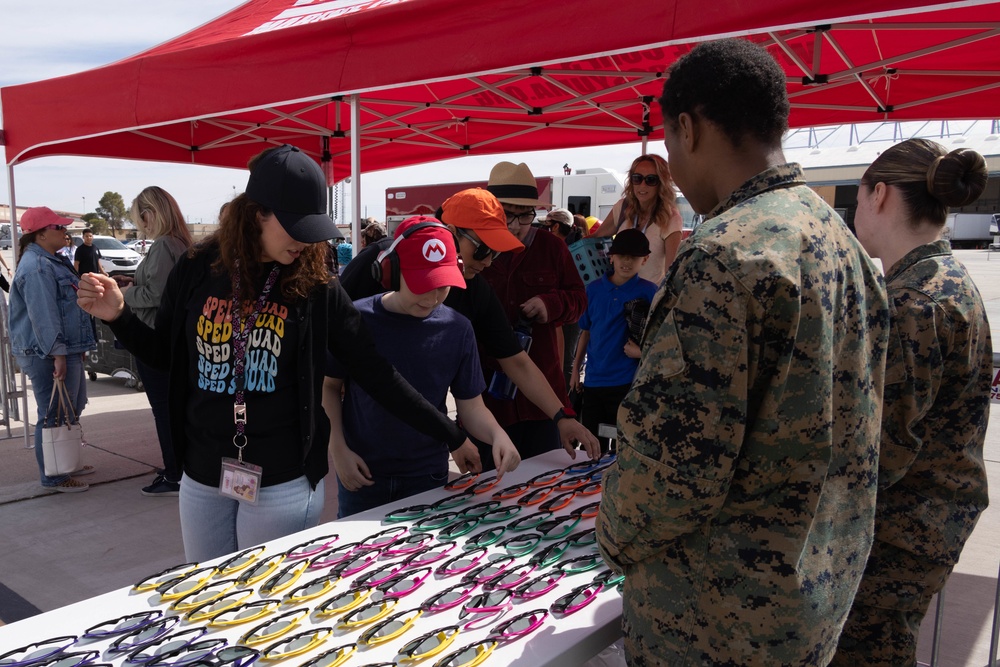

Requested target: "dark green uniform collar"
[
  {"left": 884, "top": 238, "right": 952, "bottom": 283},
  {"left": 707, "top": 163, "right": 805, "bottom": 220}
]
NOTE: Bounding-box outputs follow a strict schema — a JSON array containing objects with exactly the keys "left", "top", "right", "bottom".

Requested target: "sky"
[{"left": 0, "top": 0, "right": 652, "bottom": 226}]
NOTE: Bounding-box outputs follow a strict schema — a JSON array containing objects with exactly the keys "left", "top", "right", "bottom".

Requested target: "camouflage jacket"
[
  {"left": 596, "top": 164, "right": 890, "bottom": 666},
  {"left": 872, "top": 240, "right": 991, "bottom": 567}
]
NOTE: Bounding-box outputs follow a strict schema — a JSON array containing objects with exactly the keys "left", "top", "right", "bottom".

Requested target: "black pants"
[
  {"left": 135, "top": 357, "right": 179, "bottom": 482},
  {"left": 582, "top": 383, "right": 630, "bottom": 453}
]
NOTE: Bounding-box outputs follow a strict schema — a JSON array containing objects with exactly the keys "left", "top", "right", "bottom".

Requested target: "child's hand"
[
  {"left": 623, "top": 340, "right": 641, "bottom": 359},
  {"left": 492, "top": 437, "right": 521, "bottom": 480},
  {"left": 452, "top": 440, "right": 483, "bottom": 475},
  {"left": 331, "top": 448, "right": 373, "bottom": 491}
]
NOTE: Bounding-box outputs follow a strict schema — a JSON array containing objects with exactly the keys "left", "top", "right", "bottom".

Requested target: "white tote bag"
[{"left": 41, "top": 379, "right": 83, "bottom": 477}]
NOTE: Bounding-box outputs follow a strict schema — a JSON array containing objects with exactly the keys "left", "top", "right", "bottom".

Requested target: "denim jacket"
[{"left": 8, "top": 243, "right": 95, "bottom": 359}]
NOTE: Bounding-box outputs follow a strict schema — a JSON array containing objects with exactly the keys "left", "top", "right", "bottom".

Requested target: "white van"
[{"left": 73, "top": 235, "right": 142, "bottom": 276}]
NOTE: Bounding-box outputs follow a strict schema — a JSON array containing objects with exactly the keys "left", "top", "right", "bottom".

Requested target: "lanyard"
[{"left": 229, "top": 262, "right": 281, "bottom": 460}]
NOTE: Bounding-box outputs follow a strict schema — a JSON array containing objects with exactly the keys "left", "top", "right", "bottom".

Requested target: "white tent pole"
[
  {"left": 5, "top": 163, "right": 31, "bottom": 450},
  {"left": 350, "top": 94, "right": 361, "bottom": 249}
]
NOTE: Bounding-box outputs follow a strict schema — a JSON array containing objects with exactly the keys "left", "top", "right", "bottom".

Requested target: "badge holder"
[{"left": 220, "top": 401, "right": 262, "bottom": 505}]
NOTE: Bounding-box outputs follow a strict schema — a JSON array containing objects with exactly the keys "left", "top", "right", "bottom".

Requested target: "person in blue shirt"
[
  {"left": 570, "top": 228, "right": 657, "bottom": 452},
  {"left": 325, "top": 216, "right": 521, "bottom": 517}
]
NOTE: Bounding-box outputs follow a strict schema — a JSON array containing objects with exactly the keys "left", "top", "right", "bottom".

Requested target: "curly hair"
[
  {"left": 659, "top": 38, "right": 789, "bottom": 148},
  {"left": 198, "top": 193, "right": 330, "bottom": 302},
  {"left": 622, "top": 154, "right": 677, "bottom": 232},
  {"left": 862, "top": 138, "right": 987, "bottom": 227}
]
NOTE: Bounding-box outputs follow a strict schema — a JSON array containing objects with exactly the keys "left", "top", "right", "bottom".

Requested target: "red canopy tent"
[{"left": 3, "top": 0, "right": 1000, "bottom": 183}]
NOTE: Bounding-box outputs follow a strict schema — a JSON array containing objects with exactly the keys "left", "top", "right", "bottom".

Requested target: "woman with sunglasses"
[
  {"left": 8, "top": 207, "right": 96, "bottom": 493},
  {"left": 76, "top": 145, "right": 468, "bottom": 560},
  {"left": 592, "top": 154, "right": 683, "bottom": 284}
]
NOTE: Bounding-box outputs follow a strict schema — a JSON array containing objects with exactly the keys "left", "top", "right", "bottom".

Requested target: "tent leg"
[
  {"left": 350, "top": 94, "right": 361, "bottom": 249},
  {"left": 4, "top": 164, "right": 31, "bottom": 450}
]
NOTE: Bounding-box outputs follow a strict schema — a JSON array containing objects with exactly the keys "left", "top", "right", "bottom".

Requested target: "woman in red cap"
[{"left": 9, "top": 207, "right": 97, "bottom": 493}]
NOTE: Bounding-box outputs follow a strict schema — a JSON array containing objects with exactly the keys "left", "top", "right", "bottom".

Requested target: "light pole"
[{"left": 82, "top": 197, "right": 86, "bottom": 214}]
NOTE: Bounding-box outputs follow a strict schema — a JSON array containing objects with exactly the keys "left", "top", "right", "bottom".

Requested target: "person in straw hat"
[{"left": 478, "top": 161, "right": 588, "bottom": 466}]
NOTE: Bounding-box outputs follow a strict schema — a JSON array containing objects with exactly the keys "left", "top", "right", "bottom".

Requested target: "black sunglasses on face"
[
  {"left": 504, "top": 209, "right": 535, "bottom": 226},
  {"left": 455, "top": 228, "right": 501, "bottom": 261},
  {"left": 629, "top": 173, "right": 660, "bottom": 187}
]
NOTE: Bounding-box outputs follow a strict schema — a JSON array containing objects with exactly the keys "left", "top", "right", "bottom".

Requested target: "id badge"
[{"left": 220, "top": 457, "right": 263, "bottom": 505}]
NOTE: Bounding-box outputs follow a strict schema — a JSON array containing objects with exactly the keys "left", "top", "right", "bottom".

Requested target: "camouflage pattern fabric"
[
  {"left": 831, "top": 240, "right": 992, "bottom": 667},
  {"left": 596, "top": 164, "right": 891, "bottom": 667}
]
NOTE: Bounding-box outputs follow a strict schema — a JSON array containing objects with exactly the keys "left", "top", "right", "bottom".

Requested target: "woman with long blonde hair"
[
  {"left": 124, "top": 186, "right": 194, "bottom": 497},
  {"left": 593, "top": 154, "right": 683, "bottom": 284}
]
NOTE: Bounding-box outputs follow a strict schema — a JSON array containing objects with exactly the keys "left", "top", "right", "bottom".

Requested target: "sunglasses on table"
[
  {"left": 297, "top": 643, "right": 356, "bottom": 667},
  {"left": 629, "top": 173, "right": 660, "bottom": 186},
  {"left": 495, "top": 532, "right": 543, "bottom": 557},
  {"left": 0, "top": 637, "right": 78, "bottom": 667},
  {"left": 563, "top": 451, "right": 617, "bottom": 475},
  {"left": 30, "top": 651, "right": 100, "bottom": 667},
  {"left": 384, "top": 503, "right": 433, "bottom": 523},
  {"left": 358, "top": 607, "right": 423, "bottom": 647},
  {"left": 181, "top": 646, "right": 259, "bottom": 667},
  {"left": 506, "top": 509, "right": 554, "bottom": 532},
  {"left": 257, "top": 560, "right": 309, "bottom": 597},
  {"left": 238, "top": 608, "right": 309, "bottom": 647},
  {"left": 184, "top": 589, "right": 255, "bottom": 623},
  {"left": 132, "top": 563, "right": 200, "bottom": 593},
  {"left": 513, "top": 570, "right": 565, "bottom": 600},
  {"left": 144, "top": 638, "right": 227, "bottom": 667},
  {"left": 430, "top": 491, "right": 475, "bottom": 511},
  {"left": 283, "top": 533, "right": 340, "bottom": 560},
  {"left": 454, "top": 228, "right": 501, "bottom": 261},
  {"left": 170, "top": 578, "right": 239, "bottom": 613},
  {"left": 460, "top": 555, "right": 516, "bottom": 585},
  {"left": 419, "top": 581, "right": 479, "bottom": 614},
  {"left": 338, "top": 598, "right": 400, "bottom": 629},
  {"left": 107, "top": 616, "right": 181, "bottom": 655},
  {"left": 205, "top": 599, "right": 281, "bottom": 628},
  {"left": 488, "top": 608, "right": 549, "bottom": 641},
  {"left": 83, "top": 611, "right": 164, "bottom": 639},
  {"left": 550, "top": 582, "right": 604, "bottom": 616},
  {"left": 457, "top": 590, "right": 513, "bottom": 629},
  {"left": 400, "top": 541, "right": 457, "bottom": 568},
  {"left": 258, "top": 625, "right": 331, "bottom": 660},
  {"left": 435, "top": 546, "right": 488, "bottom": 577},
  {"left": 214, "top": 546, "right": 267, "bottom": 578},
  {"left": 123, "top": 627, "right": 208, "bottom": 665},
  {"left": 282, "top": 571, "right": 340, "bottom": 605},
  {"left": 156, "top": 566, "right": 218, "bottom": 601},
  {"left": 234, "top": 554, "right": 285, "bottom": 587},
  {"left": 437, "top": 516, "right": 483, "bottom": 541},
  {"left": 314, "top": 588, "right": 373, "bottom": 618},
  {"left": 308, "top": 541, "right": 363, "bottom": 570},
  {"left": 429, "top": 639, "right": 497, "bottom": 667},
  {"left": 377, "top": 566, "right": 434, "bottom": 599},
  {"left": 398, "top": 625, "right": 462, "bottom": 663},
  {"left": 381, "top": 531, "right": 435, "bottom": 557}
]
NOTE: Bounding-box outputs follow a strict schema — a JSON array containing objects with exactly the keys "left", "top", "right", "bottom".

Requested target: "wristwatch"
[{"left": 551, "top": 408, "right": 574, "bottom": 423}]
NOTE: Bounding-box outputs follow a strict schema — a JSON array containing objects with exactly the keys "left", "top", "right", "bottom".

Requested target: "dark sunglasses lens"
[{"left": 630, "top": 173, "right": 659, "bottom": 186}]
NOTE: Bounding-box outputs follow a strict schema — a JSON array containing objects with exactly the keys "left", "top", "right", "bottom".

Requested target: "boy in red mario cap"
[{"left": 324, "top": 216, "right": 521, "bottom": 517}]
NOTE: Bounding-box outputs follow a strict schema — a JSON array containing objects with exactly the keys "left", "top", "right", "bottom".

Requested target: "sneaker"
[
  {"left": 71, "top": 465, "right": 96, "bottom": 476},
  {"left": 142, "top": 475, "right": 180, "bottom": 497},
  {"left": 49, "top": 478, "right": 89, "bottom": 493}
]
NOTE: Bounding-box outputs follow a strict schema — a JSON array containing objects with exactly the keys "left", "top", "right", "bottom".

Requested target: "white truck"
[
  {"left": 385, "top": 168, "right": 700, "bottom": 235},
  {"left": 943, "top": 213, "right": 997, "bottom": 249}
]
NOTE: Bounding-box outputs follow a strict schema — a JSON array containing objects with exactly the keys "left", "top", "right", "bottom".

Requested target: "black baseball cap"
[
  {"left": 608, "top": 228, "right": 651, "bottom": 256},
  {"left": 245, "top": 144, "right": 341, "bottom": 243}
]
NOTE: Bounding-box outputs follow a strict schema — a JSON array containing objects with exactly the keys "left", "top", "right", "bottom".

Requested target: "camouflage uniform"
[
  {"left": 596, "top": 164, "right": 890, "bottom": 667},
  {"left": 831, "top": 240, "right": 992, "bottom": 667}
]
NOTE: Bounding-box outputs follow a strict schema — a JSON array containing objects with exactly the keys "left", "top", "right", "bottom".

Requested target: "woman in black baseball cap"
[{"left": 77, "top": 145, "right": 468, "bottom": 561}]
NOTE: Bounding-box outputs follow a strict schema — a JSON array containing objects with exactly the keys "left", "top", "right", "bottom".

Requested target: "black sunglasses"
[
  {"left": 629, "top": 173, "right": 660, "bottom": 187},
  {"left": 455, "top": 228, "right": 501, "bottom": 261}
]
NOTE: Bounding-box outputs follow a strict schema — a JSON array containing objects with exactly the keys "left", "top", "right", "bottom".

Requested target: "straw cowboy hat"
[{"left": 486, "top": 162, "right": 545, "bottom": 207}]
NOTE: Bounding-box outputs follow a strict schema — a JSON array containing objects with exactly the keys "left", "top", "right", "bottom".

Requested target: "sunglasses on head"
[
  {"left": 455, "top": 228, "right": 501, "bottom": 261},
  {"left": 629, "top": 173, "right": 660, "bottom": 187}
]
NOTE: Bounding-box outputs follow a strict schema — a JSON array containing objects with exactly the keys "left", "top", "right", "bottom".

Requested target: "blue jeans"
[
  {"left": 135, "top": 358, "right": 178, "bottom": 481},
  {"left": 18, "top": 354, "right": 88, "bottom": 486},
  {"left": 337, "top": 469, "right": 449, "bottom": 519},
  {"left": 178, "top": 473, "right": 324, "bottom": 562}
]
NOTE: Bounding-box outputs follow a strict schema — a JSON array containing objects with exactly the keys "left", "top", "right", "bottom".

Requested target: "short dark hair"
[
  {"left": 659, "top": 39, "right": 789, "bottom": 148},
  {"left": 82, "top": 228, "right": 94, "bottom": 235}
]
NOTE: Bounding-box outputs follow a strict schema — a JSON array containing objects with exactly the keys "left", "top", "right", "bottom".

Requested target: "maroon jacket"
[{"left": 481, "top": 227, "right": 587, "bottom": 424}]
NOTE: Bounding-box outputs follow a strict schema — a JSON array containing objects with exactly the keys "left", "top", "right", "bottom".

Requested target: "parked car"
[
  {"left": 0, "top": 224, "right": 11, "bottom": 250},
  {"left": 124, "top": 239, "right": 154, "bottom": 255},
  {"left": 73, "top": 235, "right": 142, "bottom": 276}
]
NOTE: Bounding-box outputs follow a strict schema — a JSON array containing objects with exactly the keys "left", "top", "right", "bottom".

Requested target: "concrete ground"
[{"left": 1, "top": 248, "right": 999, "bottom": 667}]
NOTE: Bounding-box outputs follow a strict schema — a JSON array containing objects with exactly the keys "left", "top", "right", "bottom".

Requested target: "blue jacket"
[{"left": 8, "top": 243, "right": 95, "bottom": 359}]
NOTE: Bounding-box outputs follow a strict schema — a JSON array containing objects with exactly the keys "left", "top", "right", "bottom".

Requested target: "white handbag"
[{"left": 41, "top": 379, "right": 83, "bottom": 477}]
